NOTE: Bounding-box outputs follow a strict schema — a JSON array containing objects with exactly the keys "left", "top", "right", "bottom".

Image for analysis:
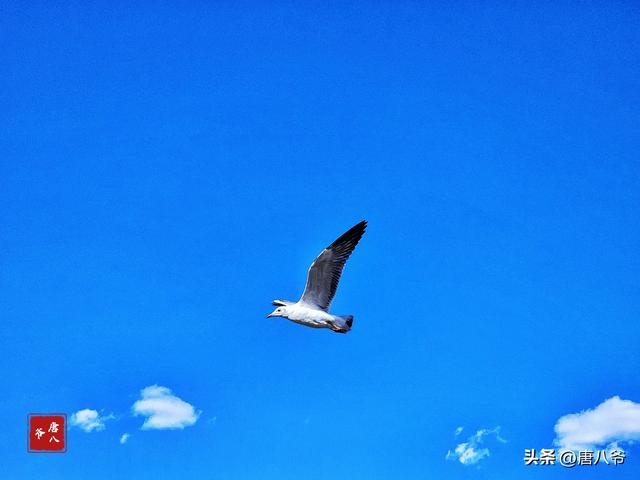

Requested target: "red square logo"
[{"left": 28, "top": 414, "right": 67, "bottom": 453}]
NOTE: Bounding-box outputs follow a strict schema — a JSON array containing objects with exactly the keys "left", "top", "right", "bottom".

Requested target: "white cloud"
[
  {"left": 70, "top": 409, "right": 114, "bottom": 432},
  {"left": 554, "top": 396, "right": 640, "bottom": 451},
  {"left": 120, "top": 433, "right": 130, "bottom": 444},
  {"left": 446, "top": 427, "right": 506, "bottom": 466},
  {"left": 132, "top": 385, "right": 200, "bottom": 430}
]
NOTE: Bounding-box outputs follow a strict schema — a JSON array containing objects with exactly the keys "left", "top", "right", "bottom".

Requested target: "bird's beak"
[{"left": 266, "top": 313, "right": 273, "bottom": 318}]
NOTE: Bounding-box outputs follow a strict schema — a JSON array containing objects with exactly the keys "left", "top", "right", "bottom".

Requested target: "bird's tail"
[
  {"left": 330, "top": 315, "right": 353, "bottom": 333},
  {"left": 343, "top": 315, "right": 354, "bottom": 329}
]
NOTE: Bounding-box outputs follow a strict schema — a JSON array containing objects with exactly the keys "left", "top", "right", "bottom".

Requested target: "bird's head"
[{"left": 267, "top": 306, "right": 289, "bottom": 318}]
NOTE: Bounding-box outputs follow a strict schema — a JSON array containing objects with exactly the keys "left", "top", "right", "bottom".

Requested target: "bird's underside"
[{"left": 267, "top": 220, "right": 367, "bottom": 333}]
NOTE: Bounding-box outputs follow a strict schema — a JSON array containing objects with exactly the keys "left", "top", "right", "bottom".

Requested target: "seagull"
[{"left": 267, "top": 220, "right": 367, "bottom": 333}]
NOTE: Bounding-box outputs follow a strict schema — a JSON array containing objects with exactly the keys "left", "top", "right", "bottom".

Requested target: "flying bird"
[{"left": 267, "top": 220, "right": 367, "bottom": 333}]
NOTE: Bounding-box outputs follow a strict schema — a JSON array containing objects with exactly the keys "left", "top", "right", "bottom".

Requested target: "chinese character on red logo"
[{"left": 28, "top": 414, "right": 67, "bottom": 453}]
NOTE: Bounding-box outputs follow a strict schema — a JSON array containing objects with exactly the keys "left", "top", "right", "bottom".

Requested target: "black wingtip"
[
  {"left": 328, "top": 220, "right": 367, "bottom": 251},
  {"left": 350, "top": 220, "right": 367, "bottom": 234},
  {"left": 343, "top": 220, "right": 367, "bottom": 239},
  {"left": 350, "top": 220, "right": 367, "bottom": 237}
]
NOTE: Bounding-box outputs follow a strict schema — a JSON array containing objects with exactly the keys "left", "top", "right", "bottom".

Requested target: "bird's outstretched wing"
[{"left": 299, "top": 220, "right": 367, "bottom": 311}]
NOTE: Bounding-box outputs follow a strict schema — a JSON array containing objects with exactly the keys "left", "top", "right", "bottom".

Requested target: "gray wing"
[{"left": 299, "top": 220, "right": 367, "bottom": 311}]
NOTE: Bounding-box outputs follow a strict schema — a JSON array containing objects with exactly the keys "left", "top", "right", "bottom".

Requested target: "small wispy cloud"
[
  {"left": 446, "top": 426, "right": 506, "bottom": 466},
  {"left": 132, "top": 385, "right": 200, "bottom": 430},
  {"left": 119, "top": 433, "right": 130, "bottom": 444},
  {"left": 70, "top": 409, "right": 114, "bottom": 432},
  {"left": 554, "top": 396, "right": 640, "bottom": 451}
]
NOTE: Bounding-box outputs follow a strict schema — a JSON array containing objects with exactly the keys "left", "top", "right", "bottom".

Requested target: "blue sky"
[{"left": 1, "top": 1, "right": 639, "bottom": 478}]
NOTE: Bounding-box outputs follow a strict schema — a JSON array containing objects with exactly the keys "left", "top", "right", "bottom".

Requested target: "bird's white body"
[{"left": 284, "top": 303, "right": 351, "bottom": 331}]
